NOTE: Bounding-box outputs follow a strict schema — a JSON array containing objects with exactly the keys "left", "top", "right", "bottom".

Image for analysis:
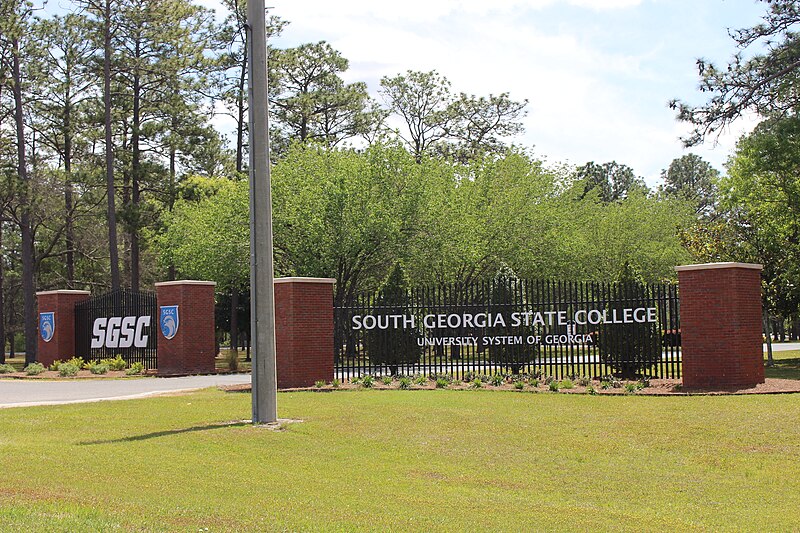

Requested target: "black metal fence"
[
  {"left": 75, "top": 289, "right": 158, "bottom": 369},
  {"left": 335, "top": 279, "right": 680, "bottom": 381}
]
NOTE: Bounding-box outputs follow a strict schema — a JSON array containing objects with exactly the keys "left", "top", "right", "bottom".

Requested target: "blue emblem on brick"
[
  {"left": 160, "top": 305, "right": 179, "bottom": 340},
  {"left": 40, "top": 312, "right": 55, "bottom": 343}
]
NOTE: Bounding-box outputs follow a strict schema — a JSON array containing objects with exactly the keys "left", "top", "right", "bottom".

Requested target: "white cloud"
[{"left": 201, "top": 0, "right": 763, "bottom": 183}]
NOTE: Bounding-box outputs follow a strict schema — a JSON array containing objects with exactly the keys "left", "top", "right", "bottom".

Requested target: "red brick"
[
  {"left": 676, "top": 263, "right": 764, "bottom": 389},
  {"left": 155, "top": 281, "right": 217, "bottom": 375},
  {"left": 274, "top": 277, "right": 335, "bottom": 388},
  {"left": 36, "top": 290, "right": 90, "bottom": 367}
]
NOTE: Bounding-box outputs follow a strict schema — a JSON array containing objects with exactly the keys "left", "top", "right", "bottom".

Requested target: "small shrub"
[
  {"left": 514, "top": 381, "right": 525, "bottom": 390},
  {"left": 435, "top": 377, "right": 449, "bottom": 389},
  {"left": 59, "top": 363, "right": 80, "bottom": 377},
  {"left": 529, "top": 378, "right": 540, "bottom": 388},
  {"left": 49, "top": 360, "right": 62, "bottom": 371},
  {"left": 125, "top": 362, "right": 144, "bottom": 375},
  {"left": 576, "top": 376, "right": 591, "bottom": 387},
  {"left": 361, "top": 375, "right": 374, "bottom": 388},
  {"left": 432, "top": 373, "right": 454, "bottom": 384},
  {"left": 331, "top": 378, "right": 341, "bottom": 389},
  {"left": 544, "top": 376, "right": 555, "bottom": 385},
  {"left": 490, "top": 374, "right": 505, "bottom": 387},
  {"left": 560, "top": 378, "right": 574, "bottom": 389},
  {"left": 350, "top": 376, "right": 361, "bottom": 385},
  {"left": 548, "top": 381, "right": 560, "bottom": 392},
  {"left": 624, "top": 382, "right": 637, "bottom": 394},
  {"left": 24, "top": 362, "right": 45, "bottom": 376},
  {"left": 413, "top": 374, "right": 428, "bottom": 386},
  {"left": 638, "top": 378, "right": 650, "bottom": 389},
  {"left": 101, "top": 355, "right": 127, "bottom": 371},
  {"left": 314, "top": 380, "right": 325, "bottom": 388},
  {"left": 398, "top": 377, "right": 411, "bottom": 390},
  {"left": 673, "top": 383, "right": 683, "bottom": 392},
  {"left": 586, "top": 385, "right": 597, "bottom": 395},
  {"left": 600, "top": 380, "right": 611, "bottom": 390},
  {"left": 382, "top": 376, "right": 393, "bottom": 386},
  {"left": 65, "top": 357, "right": 85, "bottom": 369},
  {"left": 471, "top": 378, "right": 483, "bottom": 389},
  {"left": 89, "top": 363, "right": 109, "bottom": 375},
  {"left": 0, "top": 363, "right": 16, "bottom": 374}
]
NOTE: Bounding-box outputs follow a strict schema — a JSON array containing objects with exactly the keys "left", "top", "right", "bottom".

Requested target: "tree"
[
  {"left": 380, "top": 70, "right": 453, "bottom": 162},
  {"left": 79, "top": 0, "right": 122, "bottom": 289},
  {"left": 670, "top": 0, "right": 800, "bottom": 145},
  {"left": 442, "top": 92, "right": 527, "bottom": 162},
  {"left": 112, "top": 0, "right": 214, "bottom": 291},
  {"left": 270, "top": 41, "right": 382, "bottom": 150},
  {"left": 573, "top": 188, "right": 693, "bottom": 282},
  {"left": 30, "top": 14, "right": 97, "bottom": 288},
  {"left": 157, "top": 176, "right": 249, "bottom": 368},
  {"left": 659, "top": 154, "right": 719, "bottom": 218},
  {"left": 214, "top": 2, "right": 286, "bottom": 175},
  {"left": 271, "top": 142, "right": 426, "bottom": 308},
  {"left": 486, "top": 265, "right": 536, "bottom": 375},
  {"left": 364, "top": 263, "right": 422, "bottom": 375},
  {"left": 0, "top": 0, "right": 38, "bottom": 363},
  {"left": 575, "top": 161, "right": 647, "bottom": 203},
  {"left": 724, "top": 116, "right": 800, "bottom": 324},
  {"left": 596, "top": 262, "right": 662, "bottom": 379},
  {"left": 380, "top": 70, "right": 527, "bottom": 162}
]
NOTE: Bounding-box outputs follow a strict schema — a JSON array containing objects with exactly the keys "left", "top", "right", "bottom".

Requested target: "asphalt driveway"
[{"left": 0, "top": 373, "right": 251, "bottom": 408}]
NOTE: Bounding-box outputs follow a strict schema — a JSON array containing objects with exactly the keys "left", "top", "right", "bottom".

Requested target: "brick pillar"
[
  {"left": 154, "top": 281, "right": 216, "bottom": 376},
  {"left": 35, "top": 290, "right": 90, "bottom": 367},
  {"left": 274, "top": 277, "right": 335, "bottom": 388},
  {"left": 676, "top": 262, "right": 765, "bottom": 389}
]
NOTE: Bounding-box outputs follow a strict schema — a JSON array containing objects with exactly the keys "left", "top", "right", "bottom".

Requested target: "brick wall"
[
  {"left": 35, "top": 290, "right": 90, "bottom": 367},
  {"left": 676, "top": 263, "right": 764, "bottom": 389},
  {"left": 274, "top": 277, "right": 335, "bottom": 388},
  {"left": 154, "top": 281, "right": 217, "bottom": 375}
]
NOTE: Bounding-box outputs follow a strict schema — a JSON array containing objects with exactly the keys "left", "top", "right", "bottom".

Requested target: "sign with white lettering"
[
  {"left": 350, "top": 307, "right": 658, "bottom": 347},
  {"left": 91, "top": 316, "right": 151, "bottom": 349}
]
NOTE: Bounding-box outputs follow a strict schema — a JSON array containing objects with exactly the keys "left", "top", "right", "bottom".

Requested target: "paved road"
[
  {"left": 765, "top": 342, "right": 800, "bottom": 352},
  {"left": 0, "top": 374, "right": 251, "bottom": 408}
]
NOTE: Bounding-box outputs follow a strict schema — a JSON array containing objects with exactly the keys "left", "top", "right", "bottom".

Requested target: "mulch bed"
[
  {"left": 0, "top": 370, "right": 141, "bottom": 380},
  {"left": 219, "top": 378, "right": 800, "bottom": 396}
]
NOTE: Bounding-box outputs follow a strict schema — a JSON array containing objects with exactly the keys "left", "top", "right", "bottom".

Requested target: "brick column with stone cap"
[
  {"left": 36, "top": 290, "right": 90, "bottom": 367},
  {"left": 274, "top": 277, "right": 336, "bottom": 388},
  {"left": 154, "top": 280, "right": 217, "bottom": 376},
  {"left": 676, "top": 262, "right": 764, "bottom": 389}
]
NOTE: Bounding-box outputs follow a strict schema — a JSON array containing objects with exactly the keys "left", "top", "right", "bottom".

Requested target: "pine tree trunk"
[
  {"left": 104, "top": 0, "right": 121, "bottom": 290},
  {"left": 130, "top": 66, "right": 141, "bottom": 293},
  {"left": 11, "top": 37, "right": 37, "bottom": 364}
]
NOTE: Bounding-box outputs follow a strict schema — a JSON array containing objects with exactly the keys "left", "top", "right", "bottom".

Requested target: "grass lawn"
[
  {"left": 765, "top": 349, "right": 800, "bottom": 380},
  {"left": 1, "top": 389, "right": 799, "bottom": 531}
]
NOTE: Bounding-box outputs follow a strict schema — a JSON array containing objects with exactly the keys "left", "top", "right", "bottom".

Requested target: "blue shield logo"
[
  {"left": 160, "top": 305, "right": 179, "bottom": 340},
  {"left": 40, "top": 312, "right": 55, "bottom": 343}
]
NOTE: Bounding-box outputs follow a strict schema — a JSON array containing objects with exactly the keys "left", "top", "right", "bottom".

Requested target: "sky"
[{"left": 192, "top": 1, "right": 769, "bottom": 184}]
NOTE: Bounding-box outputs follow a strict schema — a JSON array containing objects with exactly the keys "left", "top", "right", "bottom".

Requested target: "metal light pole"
[{"left": 247, "top": 0, "right": 278, "bottom": 424}]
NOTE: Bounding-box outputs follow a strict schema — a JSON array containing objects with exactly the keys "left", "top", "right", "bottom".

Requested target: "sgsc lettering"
[{"left": 91, "top": 316, "right": 151, "bottom": 349}]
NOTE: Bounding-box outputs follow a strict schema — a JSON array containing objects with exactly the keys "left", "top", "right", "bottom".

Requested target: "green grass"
[
  {"left": 215, "top": 348, "right": 252, "bottom": 372},
  {"left": 1, "top": 389, "right": 800, "bottom": 531},
  {"left": 765, "top": 349, "right": 800, "bottom": 380}
]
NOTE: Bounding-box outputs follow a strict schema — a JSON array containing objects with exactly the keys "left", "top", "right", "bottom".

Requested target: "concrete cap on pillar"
[
  {"left": 274, "top": 277, "right": 336, "bottom": 284},
  {"left": 36, "top": 290, "right": 91, "bottom": 296},
  {"left": 154, "top": 280, "right": 217, "bottom": 287},
  {"left": 675, "top": 262, "right": 762, "bottom": 272}
]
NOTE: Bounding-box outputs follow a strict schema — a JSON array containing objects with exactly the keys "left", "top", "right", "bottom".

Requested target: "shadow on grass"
[
  {"left": 78, "top": 420, "right": 251, "bottom": 446},
  {"left": 765, "top": 357, "right": 800, "bottom": 380}
]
